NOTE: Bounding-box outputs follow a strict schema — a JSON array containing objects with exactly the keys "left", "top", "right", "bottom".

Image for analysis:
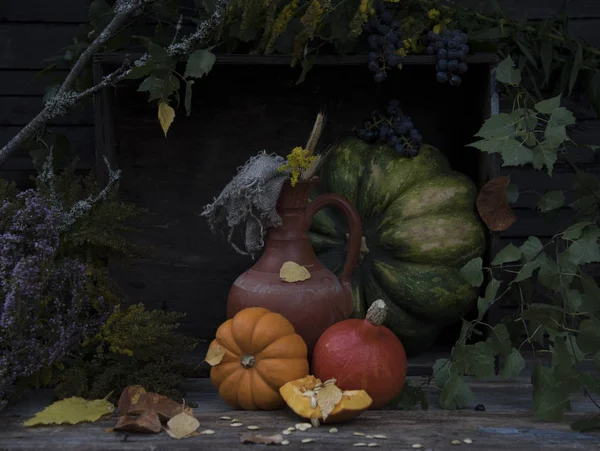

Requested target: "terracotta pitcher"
[{"left": 227, "top": 178, "right": 362, "bottom": 351}]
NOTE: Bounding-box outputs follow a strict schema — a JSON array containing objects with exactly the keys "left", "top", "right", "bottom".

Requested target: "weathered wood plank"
[
  {"left": 501, "top": 208, "right": 575, "bottom": 238},
  {"left": 0, "top": 0, "right": 91, "bottom": 23},
  {"left": 0, "top": 70, "right": 68, "bottom": 96},
  {"left": 0, "top": 96, "right": 93, "bottom": 126},
  {"left": 456, "top": 0, "right": 600, "bottom": 19}
]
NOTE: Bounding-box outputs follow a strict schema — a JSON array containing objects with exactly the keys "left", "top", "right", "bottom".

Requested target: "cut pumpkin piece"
[{"left": 279, "top": 375, "right": 372, "bottom": 424}]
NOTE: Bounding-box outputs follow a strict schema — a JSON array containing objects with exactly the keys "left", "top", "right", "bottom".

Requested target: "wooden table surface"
[{"left": 1, "top": 375, "right": 600, "bottom": 451}]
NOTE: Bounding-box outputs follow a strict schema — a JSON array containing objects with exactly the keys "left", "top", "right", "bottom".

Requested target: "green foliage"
[{"left": 52, "top": 304, "right": 198, "bottom": 402}]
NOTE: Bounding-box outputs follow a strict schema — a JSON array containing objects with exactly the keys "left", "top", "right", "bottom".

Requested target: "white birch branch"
[{"left": 0, "top": 0, "right": 230, "bottom": 168}]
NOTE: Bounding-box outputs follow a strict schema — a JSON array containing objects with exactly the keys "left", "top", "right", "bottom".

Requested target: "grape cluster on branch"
[{"left": 426, "top": 29, "right": 469, "bottom": 87}]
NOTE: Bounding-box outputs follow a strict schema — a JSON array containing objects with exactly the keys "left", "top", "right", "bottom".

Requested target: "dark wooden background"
[{"left": 1, "top": 0, "right": 600, "bottom": 344}]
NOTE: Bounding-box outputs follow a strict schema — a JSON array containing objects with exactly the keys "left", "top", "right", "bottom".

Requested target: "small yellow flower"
[
  {"left": 433, "top": 23, "right": 442, "bottom": 35},
  {"left": 395, "top": 48, "right": 407, "bottom": 57},
  {"left": 427, "top": 9, "right": 441, "bottom": 20},
  {"left": 279, "top": 147, "right": 317, "bottom": 187}
]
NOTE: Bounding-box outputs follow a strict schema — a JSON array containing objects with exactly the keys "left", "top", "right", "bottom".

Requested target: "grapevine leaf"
[
  {"left": 562, "top": 222, "right": 595, "bottom": 240},
  {"left": 183, "top": 50, "right": 216, "bottom": 79},
  {"left": 460, "top": 257, "right": 484, "bottom": 287},
  {"left": 514, "top": 256, "right": 544, "bottom": 282},
  {"left": 184, "top": 80, "right": 194, "bottom": 117},
  {"left": 536, "top": 190, "right": 566, "bottom": 212},
  {"left": 571, "top": 415, "right": 600, "bottom": 433},
  {"left": 521, "top": 304, "right": 563, "bottom": 334},
  {"left": 432, "top": 358, "right": 451, "bottom": 389},
  {"left": 516, "top": 37, "right": 538, "bottom": 70},
  {"left": 580, "top": 276, "right": 600, "bottom": 314},
  {"left": 439, "top": 373, "right": 474, "bottom": 410},
  {"left": 519, "top": 236, "right": 543, "bottom": 261},
  {"left": 158, "top": 102, "right": 175, "bottom": 137},
  {"left": 486, "top": 323, "right": 512, "bottom": 357},
  {"left": 534, "top": 94, "right": 562, "bottom": 115},
  {"left": 577, "top": 319, "right": 600, "bottom": 354},
  {"left": 136, "top": 37, "right": 173, "bottom": 69},
  {"left": 473, "top": 113, "right": 516, "bottom": 139},
  {"left": 496, "top": 56, "right": 522, "bottom": 85},
  {"left": 567, "top": 226, "right": 600, "bottom": 265},
  {"left": 532, "top": 142, "right": 558, "bottom": 176},
  {"left": 544, "top": 107, "right": 576, "bottom": 147},
  {"left": 551, "top": 336, "right": 577, "bottom": 380},
  {"left": 485, "top": 276, "right": 502, "bottom": 301},
  {"left": 506, "top": 182, "right": 519, "bottom": 203},
  {"left": 477, "top": 297, "right": 491, "bottom": 319},
  {"left": 500, "top": 142, "right": 534, "bottom": 167},
  {"left": 566, "top": 289, "right": 583, "bottom": 312},
  {"left": 454, "top": 342, "right": 496, "bottom": 378},
  {"left": 125, "top": 61, "right": 157, "bottom": 80},
  {"left": 501, "top": 348, "right": 526, "bottom": 378},
  {"left": 138, "top": 73, "right": 180, "bottom": 103},
  {"left": 568, "top": 42, "right": 583, "bottom": 96},
  {"left": 395, "top": 383, "right": 429, "bottom": 410},
  {"left": 566, "top": 335, "right": 586, "bottom": 362},
  {"left": 579, "top": 373, "right": 600, "bottom": 396},
  {"left": 491, "top": 243, "right": 522, "bottom": 265},
  {"left": 531, "top": 362, "right": 570, "bottom": 422}
]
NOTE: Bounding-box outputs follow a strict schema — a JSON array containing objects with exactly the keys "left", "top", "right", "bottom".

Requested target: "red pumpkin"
[{"left": 311, "top": 299, "right": 407, "bottom": 409}]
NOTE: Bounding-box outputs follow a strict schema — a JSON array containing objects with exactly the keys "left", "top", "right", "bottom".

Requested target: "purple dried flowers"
[{"left": 0, "top": 189, "right": 106, "bottom": 400}]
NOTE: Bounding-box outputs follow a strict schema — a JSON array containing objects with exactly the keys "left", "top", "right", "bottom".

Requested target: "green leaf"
[
  {"left": 566, "top": 289, "right": 583, "bottom": 312},
  {"left": 531, "top": 362, "right": 571, "bottom": 421},
  {"left": 506, "top": 182, "right": 519, "bottom": 203},
  {"left": 580, "top": 276, "right": 600, "bottom": 314},
  {"left": 439, "top": 373, "right": 474, "bottom": 410},
  {"left": 501, "top": 348, "right": 526, "bottom": 378},
  {"left": 545, "top": 107, "right": 576, "bottom": 147},
  {"left": 519, "top": 236, "right": 544, "bottom": 261},
  {"left": 501, "top": 143, "right": 534, "bottom": 167},
  {"left": 89, "top": 0, "right": 112, "bottom": 26},
  {"left": 571, "top": 415, "right": 600, "bottom": 432},
  {"left": 183, "top": 50, "right": 216, "bottom": 79},
  {"left": 136, "top": 37, "right": 173, "bottom": 69},
  {"left": 492, "top": 243, "right": 522, "bottom": 265},
  {"left": 473, "top": 113, "right": 516, "bottom": 139},
  {"left": 184, "top": 80, "right": 194, "bottom": 117},
  {"left": 138, "top": 73, "right": 180, "bottom": 103},
  {"left": 514, "top": 257, "right": 544, "bottom": 282},
  {"left": 532, "top": 142, "right": 558, "bottom": 176},
  {"left": 454, "top": 342, "right": 496, "bottom": 378},
  {"left": 496, "top": 56, "right": 521, "bottom": 85},
  {"left": 472, "top": 27, "right": 514, "bottom": 40},
  {"left": 459, "top": 257, "right": 484, "bottom": 287},
  {"left": 578, "top": 319, "right": 600, "bottom": 354},
  {"left": 125, "top": 61, "right": 157, "bottom": 80},
  {"left": 395, "top": 383, "right": 429, "bottom": 410},
  {"left": 534, "top": 94, "right": 561, "bottom": 115},
  {"left": 521, "top": 304, "right": 563, "bottom": 334},
  {"left": 541, "top": 40, "right": 553, "bottom": 86},
  {"left": 569, "top": 42, "right": 583, "bottom": 96},
  {"left": 486, "top": 323, "right": 512, "bottom": 357},
  {"left": 579, "top": 373, "right": 600, "bottom": 396},
  {"left": 516, "top": 38, "right": 538, "bottom": 70},
  {"left": 567, "top": 226, "right": 600, "bottom": 265},
  {"left": 588, "top": 70, "right": 600, "bottom": 119},
  {"left": 566, "top": 335, "right": 586, "bottom": 362},
  {"left": 562, "top": 222, "right": 595, "bottom": 240},
  {"left": 432, "top": 358, "right": 451, "bottom": 389},
  {"left": 538, "top": 257, "right": 560, "bottom": 292},
  {"left": 536, "top": 190, "right": 566, "bottom": 212}
]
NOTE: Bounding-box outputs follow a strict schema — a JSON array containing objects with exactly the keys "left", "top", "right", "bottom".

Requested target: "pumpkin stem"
[
  {"left": 366, "top": 299, "right": 387, "bottom": 325},
  {"left": 240, "top": 354, "right": 256, "bottom": 368}
]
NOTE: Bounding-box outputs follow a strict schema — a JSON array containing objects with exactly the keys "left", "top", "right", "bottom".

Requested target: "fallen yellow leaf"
[
  {"left": 24, "top": 396, "right": 115, "bottom": 427},
  {"left": 280, "top": 261, "right": 311, "bottom": 283},
  {"left": 204, "top": 344, "right": 226, "bottom": 366},
  {"left": 316, "top": 383, "right": 343, "bottom": 421},
  {"left": 165, "top": 411, "right": 200, "bottom": 439},
  {"left": 158, "top": 101, "right": 175, "bottom": 137}
]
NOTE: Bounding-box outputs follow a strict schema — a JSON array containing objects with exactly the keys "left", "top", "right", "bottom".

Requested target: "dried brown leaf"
[
  {"left": 316, "top": 383, "right": 343, "bottom": 421},
  {"left": 114, "top": 411, "right": 162, "bottom": 434},
  {"left": 204, "top": 344, "right": 226, "bottom": 366},
  {"left": 240, "top": 433, "right": 284, "bottom": 445},
  {"left": 121, "top": 392, "right": 193, "bottom": 421},
  {"left": 165, "top": 411, "right": 200, "bottom": 439},
  {"left": 476, "top": 176, "right": 517, "bottom": 232},
  {"left": 280, "top": 261, "right": 311, "bottom": 283},
  {"left": 117, "top": 385, "right": 146, "bottom": 414}
]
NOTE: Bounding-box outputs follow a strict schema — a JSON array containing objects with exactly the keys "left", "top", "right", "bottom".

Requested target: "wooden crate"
[{"left": 92, "top": 52, "right": 501, "bottom": 346}]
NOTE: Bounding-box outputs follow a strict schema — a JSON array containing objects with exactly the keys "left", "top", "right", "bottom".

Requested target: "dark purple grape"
[
  {"left": 448, "top": 50, "right": 459, "bottom": 60},
  {"left": 427, "top": 31, "right": 440, "bottom": 42},
  {"left": 368, "top": 60, "right": 379, "bottom": 72},
  {"left": 460, "top": 45, "right": 469, "bottom": 55},
  {"left": 437, "top": 59, "right": 448, "bottom": 71},
  {"left": 378, "top": 24, "right": 390, "bottom": 35},
  {"left": 394, "top": 143, "right": 405, "bottom": 154},
  {"left": 368, "top": 35, "right": 379, "bottom": 50},
  {"left": 382, "top": 11, "right": 393, "bottom": 24},
  {"left": 368, "top": 52, "right": 378, "bottom": 62},
  {"left": 436, "top": 71, "right": 449, "bottom": 83},
  {"left": 410, "top": 128, "right": 421, "bottom": 140},
  {"left": 391, "top": 20, "right": 401, "bottom": 30},
  {"left": 448, "top": 59, "right": 459, "bottom": 72},
  {"left": 457, "top": 62, "right": 468, "bottom": 74},
  {"left": 374, "top": 70, "right": 388, "bottom": 83},
  {"left": 387, "top": 32, "right": 400, "bottom": 46},
  {"left": 387, "top": 55, "right": 400, "bottom": 67},
  {"left": 437, "top": 49, "right": 448, "bottom": 59},
  {"left": 449, "top": 75, "right": 462, "bottom": 87},
  {"left": 426, "top": 46, "right": 435, "bottom": 55},
  {"left": 434, "top": 41, "right": 444, "bottom": 50}
]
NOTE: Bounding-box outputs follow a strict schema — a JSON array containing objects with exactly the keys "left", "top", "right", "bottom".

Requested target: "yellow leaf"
[
  {"left": 24, "top": 396, "right": 115, "bottom": 427},
  {"left": 316, "top": 383, "right": 343, "bottom": 421},
  {"left": 158, "top": 101, "right": 175, "bottom": 137},
  {"left": 204, "top": 344, "right": 225, "bottom": 366},
  {"left": 165, "top": 411, "right": 200, "bottom": 439},
  {"left": 279, "top": 261, "right": 311, "bottom": 283}
]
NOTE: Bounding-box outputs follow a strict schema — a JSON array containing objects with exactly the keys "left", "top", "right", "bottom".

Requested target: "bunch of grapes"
[
  {"left": 356, "top": 99, "right": 423, "bottom": 157},
  {"left": 425, "top": 29, "right": 469, "bottom": 87},
  {"left": 362, "top": 2, "right": 404, "bottom": 83}
]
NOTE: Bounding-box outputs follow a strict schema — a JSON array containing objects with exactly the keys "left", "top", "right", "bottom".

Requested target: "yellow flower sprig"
[{"left": 279, "top": 146, "right": 317, "bottom": 187}]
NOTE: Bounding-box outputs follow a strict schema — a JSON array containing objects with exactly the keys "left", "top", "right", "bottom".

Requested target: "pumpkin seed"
[
  {"left": 301, "top": 438, "right": 314, "bottom": 443},
  {"left": 247, "top": 425, "right": 260, "bottom": 430},
  {"left": 451, "top": 440, "right": 461, "bottom": 445},
  {"left": 329, "top": 428, "right": 338, "bottom": 433},
  {"left": 310, "top": 418, "right": 320, "bottom": 428},
  {"left": 353, "top": 432, "right": 366, "bottom": 436},
  {"left": 230, "top": 422, "right": 243, "bottom": 427},
  {"left": 373, "top": 435, "right": 387, "bottom": 439},
  {"left": 368, "top": 444, "right": 379, "bottom": 448},
  {"left": 353, "top": 443, "right": 367, "bottom": 447},
  {"left": 310, "top": 396, "right": 317, "bottom": 409},
  {"left": 463, "top": 439, "right": 473, "bottom": 444},
  {"left": 281, "top": 440, "right": 290, "bottom": 446},
  {"left": 296, "top": 423, "right": 312, "bottom": 429},
  {"left": 219, "top": 416, "right": 231, "bottom": 420},
  {"left": 231, "top": 418, "right": 239, "bottom": 423},
  {"left": 282, "top": 430, "right": 292, "bottom": 436},
  {"left": 366, "top": 435, "right": 374, "bottom": 439},
  {"left": 412, "top": 445, "right": 424, "bottom": 449},
  {"left": 200, "top": 429, "right": 215, "bottom": 435}
]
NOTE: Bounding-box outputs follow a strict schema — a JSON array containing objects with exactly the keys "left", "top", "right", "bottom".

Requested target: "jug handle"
[{"left": 303, "top": 193, "right": 362, "bottom": 285}]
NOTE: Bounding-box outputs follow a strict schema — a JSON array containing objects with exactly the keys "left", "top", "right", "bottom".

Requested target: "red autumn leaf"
[{"left": 476, "top": 176, "right": 517, "bottom": 232}]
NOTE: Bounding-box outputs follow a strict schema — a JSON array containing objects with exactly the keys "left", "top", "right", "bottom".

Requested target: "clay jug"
[{"left": 227, "top": 178, "right": 362, "bottom": 351}]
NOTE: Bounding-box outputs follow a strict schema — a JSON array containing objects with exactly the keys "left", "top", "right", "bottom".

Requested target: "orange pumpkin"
[{"left": 208, "top": 307, "right": 309, "bottom": 410}]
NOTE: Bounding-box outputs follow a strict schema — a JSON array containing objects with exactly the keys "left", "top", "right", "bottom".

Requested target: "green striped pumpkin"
[{"left": 309, "top": 137, "right": 486, "bottom": 354}]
